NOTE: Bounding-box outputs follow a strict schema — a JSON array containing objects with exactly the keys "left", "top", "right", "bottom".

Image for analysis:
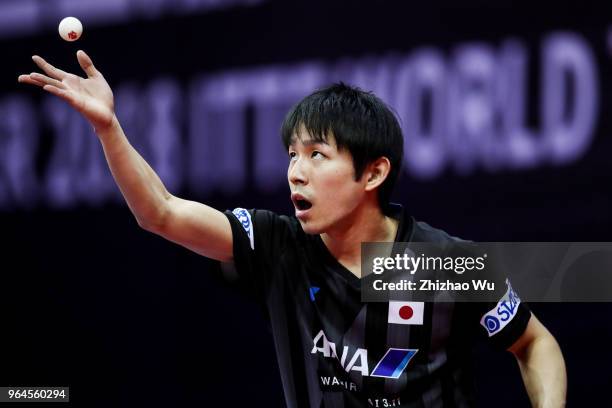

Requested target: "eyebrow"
[{"left": 289, "top": 138, "right": 330, "bottom": 148}]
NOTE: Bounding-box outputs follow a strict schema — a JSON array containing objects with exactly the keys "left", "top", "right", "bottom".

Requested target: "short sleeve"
[
  {"left": 219, "top": 208, "right": 292, "bottom": 303},
  {"left": 474, "top": 279, "right": 531, "bottom": 350},
  {"left": 441, "top": 241, "right": 531, "bottom": 350}
]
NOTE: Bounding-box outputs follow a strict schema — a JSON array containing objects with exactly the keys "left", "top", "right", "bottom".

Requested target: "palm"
[
  {"left": 18, "top": 51, "right": 115, "bottom": 131},
  {"left": 61, "top": 72, "right": 114, "bottom": 129}
]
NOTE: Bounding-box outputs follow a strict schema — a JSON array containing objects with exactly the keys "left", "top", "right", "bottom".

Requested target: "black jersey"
[{"left": 220, "top": 204, "right": 530, "bottom": 408}]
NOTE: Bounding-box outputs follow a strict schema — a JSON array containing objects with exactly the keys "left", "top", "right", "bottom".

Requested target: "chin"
[{"left": 297, "top": 218, "right": 326, "bottom": 235}]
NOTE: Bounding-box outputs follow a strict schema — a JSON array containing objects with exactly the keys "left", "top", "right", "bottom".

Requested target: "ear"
[{"left": 364, "top": 157, "right": 391, "bottom": 192}]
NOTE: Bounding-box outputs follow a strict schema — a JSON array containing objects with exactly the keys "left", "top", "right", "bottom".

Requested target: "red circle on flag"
[{"left": 399, "top": 305, "right": 414, "bottom": 320}]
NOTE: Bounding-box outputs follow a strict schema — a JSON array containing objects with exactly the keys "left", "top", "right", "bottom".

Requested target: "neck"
[{"left": 321, "top": 202, "right": 398, "bottom": 275}]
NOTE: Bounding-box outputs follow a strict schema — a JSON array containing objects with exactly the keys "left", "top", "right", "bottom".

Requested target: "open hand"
[{"left": 18, "top": 50, "right": 115, "bottom": 132}]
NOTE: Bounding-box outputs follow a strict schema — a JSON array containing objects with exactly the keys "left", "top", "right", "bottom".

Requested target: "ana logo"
[
  {"left": 231, "top": 208, "right": 254, "bottom": 249},
  {"left": 480, "top": 280, "right": 521, "bottom": 337},
  {"left": 311, "top": 330, "right": 418, "bottom": 379},
  {"left": 370, "top": 348, "right": 419, "bottom": 379}
]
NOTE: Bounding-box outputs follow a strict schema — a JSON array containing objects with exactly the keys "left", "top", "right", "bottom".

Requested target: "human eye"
[
  {"left": 288, "top": 151, "right": 297, "bottom": 160},
  {"left": 311, "top": 151, "right": 325, "bottom": 159}
]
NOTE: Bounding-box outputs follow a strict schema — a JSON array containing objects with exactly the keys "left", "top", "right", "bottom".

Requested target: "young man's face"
[{"left": 287, "top": 128, "right": 366, "bottom": 235}]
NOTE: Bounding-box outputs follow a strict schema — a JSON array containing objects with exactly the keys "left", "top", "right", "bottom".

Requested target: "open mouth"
[
  {"left": 295, "top": 199, "right": 312, "bottom": 211},
  {"left": 291, "top": 193, "right": 313, "bottom": 212}
]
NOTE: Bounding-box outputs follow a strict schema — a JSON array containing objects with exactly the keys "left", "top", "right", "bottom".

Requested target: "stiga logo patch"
[
  {"left": 232, "top": 208, "right": 254, "bottom": 250},
  {"left": 480, "top": 279, "right": 521, "bottom": 337}
]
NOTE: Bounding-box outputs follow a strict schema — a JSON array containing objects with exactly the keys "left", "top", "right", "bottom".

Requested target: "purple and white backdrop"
[{"left": 1, "top": 0, "right": 610, "bottom": 406}]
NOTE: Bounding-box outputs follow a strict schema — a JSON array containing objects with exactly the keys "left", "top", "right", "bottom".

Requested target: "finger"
[
  {"left": 77, "top": 50, "right": 98, "bottom": 78},
  {"left": 18, "top": 74, "right": 45, "bottom": 87},
  {"left": 30, "top": 72, "right": 65, "bottom": 89},
  {"left": 32, "top": 55, "right": 68, "bottom": 80}
]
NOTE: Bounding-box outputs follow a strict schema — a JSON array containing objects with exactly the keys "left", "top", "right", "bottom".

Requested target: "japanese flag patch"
[{"left": 388, "top": 301, "right": 424, "bottom": 325}]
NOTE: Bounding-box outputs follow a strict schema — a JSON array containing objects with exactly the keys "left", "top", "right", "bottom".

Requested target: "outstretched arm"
[
  {"left": 19, "top": 51, "right": 233, "bottom": 262},
  {"left": 508, "top": 313, "right": 567, "bottom": 408}
]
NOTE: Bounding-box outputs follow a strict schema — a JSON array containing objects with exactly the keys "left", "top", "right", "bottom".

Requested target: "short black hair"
[{"left": 281, "top": 82, "right": 404, "bottom": 213}]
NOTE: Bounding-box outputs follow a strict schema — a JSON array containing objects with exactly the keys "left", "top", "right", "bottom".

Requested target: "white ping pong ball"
[{"left": 58, "top": 17, "right": 83, "bottom": 42}]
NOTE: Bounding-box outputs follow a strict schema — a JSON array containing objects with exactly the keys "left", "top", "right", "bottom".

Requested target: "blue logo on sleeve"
[
  {"left": 232, "top": 208, "right": 254, "bottom": 250},
  {"left": 483, "top": 315, "right": 501, "bottom": 334},
  {"left": 480, "top": 279, "right": 521, "bottom": 337}
]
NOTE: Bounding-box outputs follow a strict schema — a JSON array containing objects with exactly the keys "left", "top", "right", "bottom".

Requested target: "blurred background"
[{"left": 1, "top": 0, "right": 610, "bottom": 406}]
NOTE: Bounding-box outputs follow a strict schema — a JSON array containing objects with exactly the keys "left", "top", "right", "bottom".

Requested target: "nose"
[{"left": 288, "top": 157, "right": 308, "bottom": 185}]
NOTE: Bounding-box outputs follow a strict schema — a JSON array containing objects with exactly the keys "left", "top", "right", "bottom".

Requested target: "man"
[{"left": 19, "top": 51, "right": 566, "bottom": 407}]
